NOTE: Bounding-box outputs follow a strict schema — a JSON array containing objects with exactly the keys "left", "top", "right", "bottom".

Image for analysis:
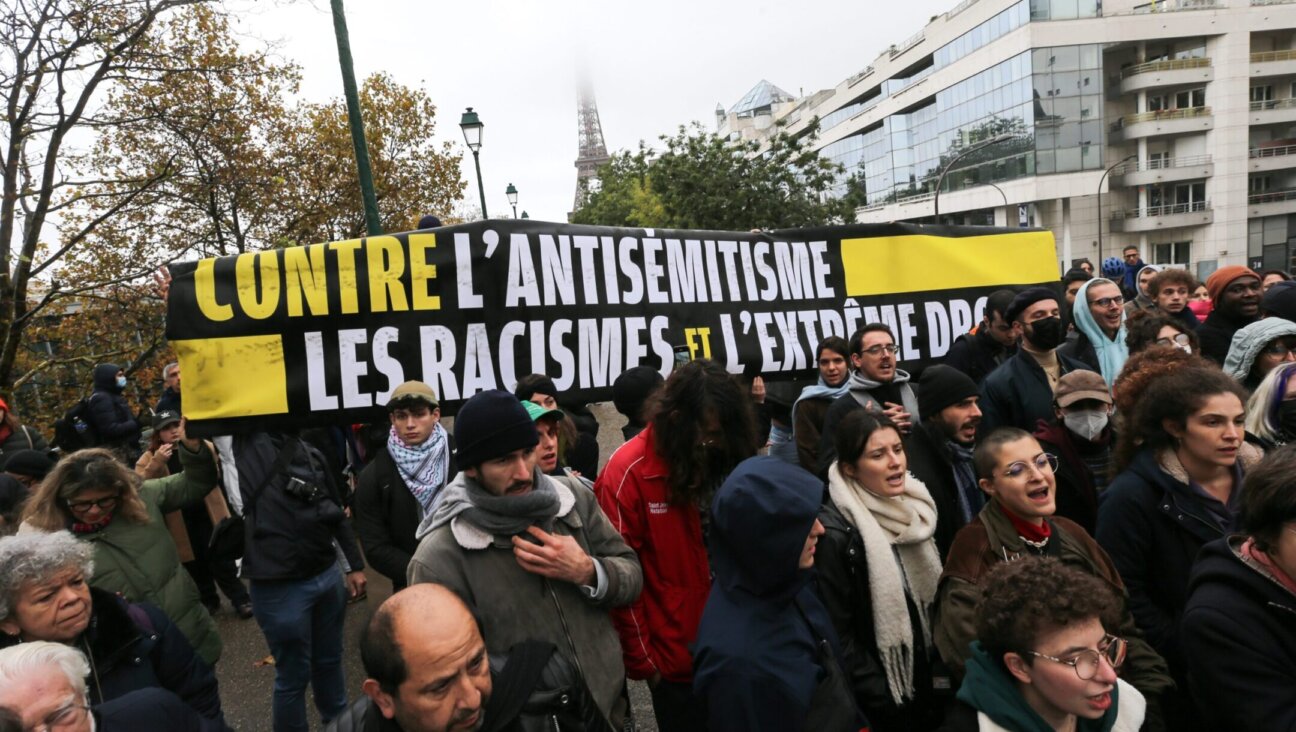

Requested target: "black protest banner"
[{"left": 166, "top": 220, "right": 1058, "bottom": 434}]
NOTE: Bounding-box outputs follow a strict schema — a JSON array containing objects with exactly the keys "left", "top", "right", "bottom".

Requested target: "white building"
[{"left": 757, "top": 0, "right": 1296, "bottom": 279}]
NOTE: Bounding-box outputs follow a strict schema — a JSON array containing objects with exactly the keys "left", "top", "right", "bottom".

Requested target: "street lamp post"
[
  {"left": 459, "top": 108, "right": 488, "bottom": 219},
  {"left": 933, "top": 133, "right": 1014, "bottom": 223},
  {"left": 1097, "top": 154, "right": 1138, "bottom": 265},
  {"left": 506, "top": 183, "right": 519, "bottom": 219}
]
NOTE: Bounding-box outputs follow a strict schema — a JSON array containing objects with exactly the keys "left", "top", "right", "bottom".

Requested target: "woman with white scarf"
[{"left": 815, "top": 409, "right": 947, "bottom": 731}]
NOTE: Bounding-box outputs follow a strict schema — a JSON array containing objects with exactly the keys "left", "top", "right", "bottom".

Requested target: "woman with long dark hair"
[{"left": 816, "top": 409, "right": 944, "bottom": 730}]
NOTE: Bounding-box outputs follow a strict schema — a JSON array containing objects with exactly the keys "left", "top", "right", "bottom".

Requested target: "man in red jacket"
[{"left": 595, "top": 360, "right": 757, "bottom": 732}]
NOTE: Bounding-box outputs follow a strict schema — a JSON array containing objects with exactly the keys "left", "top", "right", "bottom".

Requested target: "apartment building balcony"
[
  {"left": 1250, "top": 143, "right": 1296, "bottom": 172},
  {"left": 1121, "top": 58, "right": 1213, "bottom": 94},
  {"left": 1109, "top": 154, "right": 1213, "bottom": 187},
  {"left": 1109, "top": 107, "right": 1213, "bottom": 142},
  {"left": 1251, "top": 49, "right": 1296, "bottom": 78},
  {"left": 1251, "top": 98, "right": 1296, "bottom": 125},
  {"left": 1130, "top": 0, "right": 1223, "bottom": 11},
  {"left": 1110, "top": 201, "right": 1212, "bottom": 233},
  {"left": 1249, "top": 188, "right": 1296, "bottom": 217}
]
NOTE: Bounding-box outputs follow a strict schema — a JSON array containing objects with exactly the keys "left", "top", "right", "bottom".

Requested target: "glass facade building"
[{"left": 822, "top": 42, "right": 1105, "bottom": 204}]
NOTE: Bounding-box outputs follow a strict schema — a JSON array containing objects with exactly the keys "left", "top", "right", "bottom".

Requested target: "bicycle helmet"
[{"left": 1101, "top": 257, "right": 1125, "bottom": 278}]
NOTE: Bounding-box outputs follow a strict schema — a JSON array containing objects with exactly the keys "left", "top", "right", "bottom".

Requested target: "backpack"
[{"left": 52, "top": 397, "right": 99, "bottom": 452}]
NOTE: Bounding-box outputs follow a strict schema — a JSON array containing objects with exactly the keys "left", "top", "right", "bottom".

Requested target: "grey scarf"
[{"left": 425, "top": 468, "right": 561, "bottom": 539}]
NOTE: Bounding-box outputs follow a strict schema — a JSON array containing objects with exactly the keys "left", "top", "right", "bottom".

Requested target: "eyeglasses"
[
  {"left": 30, "top": 700, "right": 90, "bottom": 732},
  {"left": 1002, "top": 453, "right": 1058, "bottom": 480},
  {"left": 1090, "top": 294, "right": 1125, "bottom": 309},
  {"left": 65, "top": 495, "right": 120, "bottom": 513},
  {"left": 1155, "top": 333, "right": 1191, "bottom": 347},
  {"left": 1263, "top": 340, "right": 1296, "bottom": 358},
  {"left": 860, "top": 344, "right": 899, "bottom": 356},
  {"left": 1026, "top": 635, "right": 1127, "bottom": 680}
]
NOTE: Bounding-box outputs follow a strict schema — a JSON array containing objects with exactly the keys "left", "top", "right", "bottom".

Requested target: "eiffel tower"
[{"left": 569, "top": 83, "right": 611, "bottom": 221}]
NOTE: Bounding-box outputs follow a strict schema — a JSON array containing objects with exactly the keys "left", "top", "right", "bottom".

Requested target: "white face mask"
[{"left": 1063, "top": 410, "right": 1109, "bottom": 441}]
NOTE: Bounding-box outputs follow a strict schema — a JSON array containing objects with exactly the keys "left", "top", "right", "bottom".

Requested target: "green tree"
[{"left": 574, "top": 120, "right": 854, "bottom": 230}]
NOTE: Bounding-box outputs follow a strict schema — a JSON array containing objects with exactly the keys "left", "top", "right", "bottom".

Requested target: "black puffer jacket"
[
  {"left": 1181, "top": 537, "right": 1296, "bottom": 732},
  {"left": 0, "top": 587, "right": 225, "bottom": 722},
  {"left": 87, "top": 363, "right": 140, "bottom": 449}
]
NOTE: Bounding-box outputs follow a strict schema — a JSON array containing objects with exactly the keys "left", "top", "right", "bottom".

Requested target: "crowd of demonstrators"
[
  {"left": 1244, "top": 360, "right": 1296, "bottom": 450},
  {"left": 945, "top": 289, "right": 1018, "bottom": 386},
  {"left": 352, "top": 381, "right": 456, "bottom": 592},
  {"left": 816, "top": 325, "right": 920, "bottom": 477},
  {"left": 12, "top": 252, "right": 1296, "bottom": 732},
  {"left": 817, "top": 411, "right": 945, "bottom": 730},
  {"left": 942, "top": 558, "right": 1146, "bottom": 732},
  {"left": 0, "top": 531, "right": 225, "bottom": 723},
  {"left": 407, "top": 390, "right": 642, "bottom": 728},
  {"left": 978, "top": 288, "right": 1094, "bottom": 436},
  {"left": 135, "top": 411, "right": 251, "bottom": 619},
  {"left": 693, "top": 457, "right": 865, "bottom": 731}
]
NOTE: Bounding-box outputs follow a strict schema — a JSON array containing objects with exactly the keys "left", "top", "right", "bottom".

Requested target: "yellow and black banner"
[{"left": 166, "top": 220, "right": 1058, "bottom": 434}]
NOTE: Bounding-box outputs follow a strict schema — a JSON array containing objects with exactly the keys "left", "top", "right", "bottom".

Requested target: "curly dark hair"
[
  {"left": 975, "top": 557, "right": 1119, "bottom": 667},
  {"left": 1111, "top": 346, "right": 1217, "bottom": 417},
  {"left": 1114, "top": 366, "right": 1247, "bottom": 472},
  {"left": 648, "top": 359, "right": 756, "bottom": 506},
  {"left": 1123, "top": 310, "right": 1199, "bottom": 356}
]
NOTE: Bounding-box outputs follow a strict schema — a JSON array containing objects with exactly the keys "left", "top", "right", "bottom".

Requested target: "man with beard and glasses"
[
  {"left": 407, "top": 391, "right": 641, "bottom": 729},
  {"left": 979, "top": 288, "right": 1095, "bottom": 436},
  {"left": 353, "top": 382, "right": 457, "bottom": 592},
  {"left": 329, "top": 584, "right": 613, "bottom": 732},
  {"left": 903, "top": 365, "right": 984, "bottom": 559},
  {"left": 1196, "top": 266, "right": 1262, "bottom": 365},
  {"left": 816, "top": 324, "right": 921, "bottom": 479},
  {"left": 595, "top": 359, "right": 758, "bottom": 732}
]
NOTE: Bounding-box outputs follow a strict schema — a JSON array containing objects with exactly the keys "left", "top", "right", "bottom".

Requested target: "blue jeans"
[{"left": 249, "top": 566, "right": 348, "bottom": 732}]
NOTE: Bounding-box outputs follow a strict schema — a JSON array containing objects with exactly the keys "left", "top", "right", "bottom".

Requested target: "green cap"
[{"left": 522, "top": 400, "right": 564, "bottom": 423}]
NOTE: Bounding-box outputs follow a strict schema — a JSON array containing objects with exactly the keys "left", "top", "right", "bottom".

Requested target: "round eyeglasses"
[{"left": 1026, "top": 635, "right": 1126, "bottom": 680}]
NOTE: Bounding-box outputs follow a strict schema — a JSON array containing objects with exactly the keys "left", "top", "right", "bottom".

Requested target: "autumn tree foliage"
[{"left": 4, "top": 2, "right": 465, "bottom": 433}]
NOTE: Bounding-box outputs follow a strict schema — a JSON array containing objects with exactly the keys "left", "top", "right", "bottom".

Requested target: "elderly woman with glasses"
[
  {"left": 20, "top": 433, "right": 222, "bottom": 666},
  {"left": 934, "top": 428, "right": 1172, "bottom": 725},
  {"left": 1181, "top": 445, "right": 1296, "bottom": 731},
  {"left": 0, "top": 531, "right": 224, "bottom": 723},
  {"left": 942, "top": 557, "right": 1145, "bottom": 732}
]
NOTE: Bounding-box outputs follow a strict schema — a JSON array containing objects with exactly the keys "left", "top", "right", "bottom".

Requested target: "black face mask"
[
  {"left": 1278, "top": 400, "right": 1296, "bottom": 439},
  {"left": 1025, "top": 316, "right": 1066, "bottom": 351}
]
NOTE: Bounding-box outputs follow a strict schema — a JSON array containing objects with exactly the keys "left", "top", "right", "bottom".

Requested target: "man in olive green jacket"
[{"left": 407, "top": 390, "right": 642, "bottom": 729}]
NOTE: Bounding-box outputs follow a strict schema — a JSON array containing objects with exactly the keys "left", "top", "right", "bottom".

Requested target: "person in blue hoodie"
[
  {"left": 87, "top": 363, "right": 141, "bottom": 462},
  {"left": 692, "top": 456, "right": 868, "bottom": 732}
]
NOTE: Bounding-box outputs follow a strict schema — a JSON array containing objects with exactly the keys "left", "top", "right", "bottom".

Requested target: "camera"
[{"left": 284, "top": 477, "right": 321, "bottom": 501}]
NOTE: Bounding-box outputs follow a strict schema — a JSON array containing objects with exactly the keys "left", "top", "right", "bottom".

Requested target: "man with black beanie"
[
  {"left": 407, "top": 390, "right": 642, "bottom": 729},
  {"left": 612, "top": 366, "right": 664, "bottom": 441},
  {"left": 904, "top": 365, "right": 985, "bottom": 558},
  {"left": 978, "top": 287, "right": 1094, "bottom": 436}
]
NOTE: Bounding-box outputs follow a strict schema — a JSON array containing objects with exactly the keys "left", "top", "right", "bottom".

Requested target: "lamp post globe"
[
  {"left": 506, "top": 182, "right": 519, "bottom": 218},
  {"left": 459, "top": 107, "right": 488, "bottom": 218}
]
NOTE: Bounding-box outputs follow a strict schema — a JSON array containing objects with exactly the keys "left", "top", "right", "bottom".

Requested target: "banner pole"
[{"left": 330, "top": 0, "right": 383, "bottom": 237}]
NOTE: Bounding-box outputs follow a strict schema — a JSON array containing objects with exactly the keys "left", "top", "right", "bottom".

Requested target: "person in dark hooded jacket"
[
  {"left": 87, "top": 363, "right": 141, "bottom": 460},
  {"left": 1180, "top": 445, "right": 1296, "bottom": 732},
  {"left": 692, "top": 456, "right": 867, "bottom": 732}
]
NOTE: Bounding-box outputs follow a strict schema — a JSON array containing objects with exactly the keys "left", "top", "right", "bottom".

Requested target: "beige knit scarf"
[{"left": 827, "top": 462, "right": 943, "bottom": 706}]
